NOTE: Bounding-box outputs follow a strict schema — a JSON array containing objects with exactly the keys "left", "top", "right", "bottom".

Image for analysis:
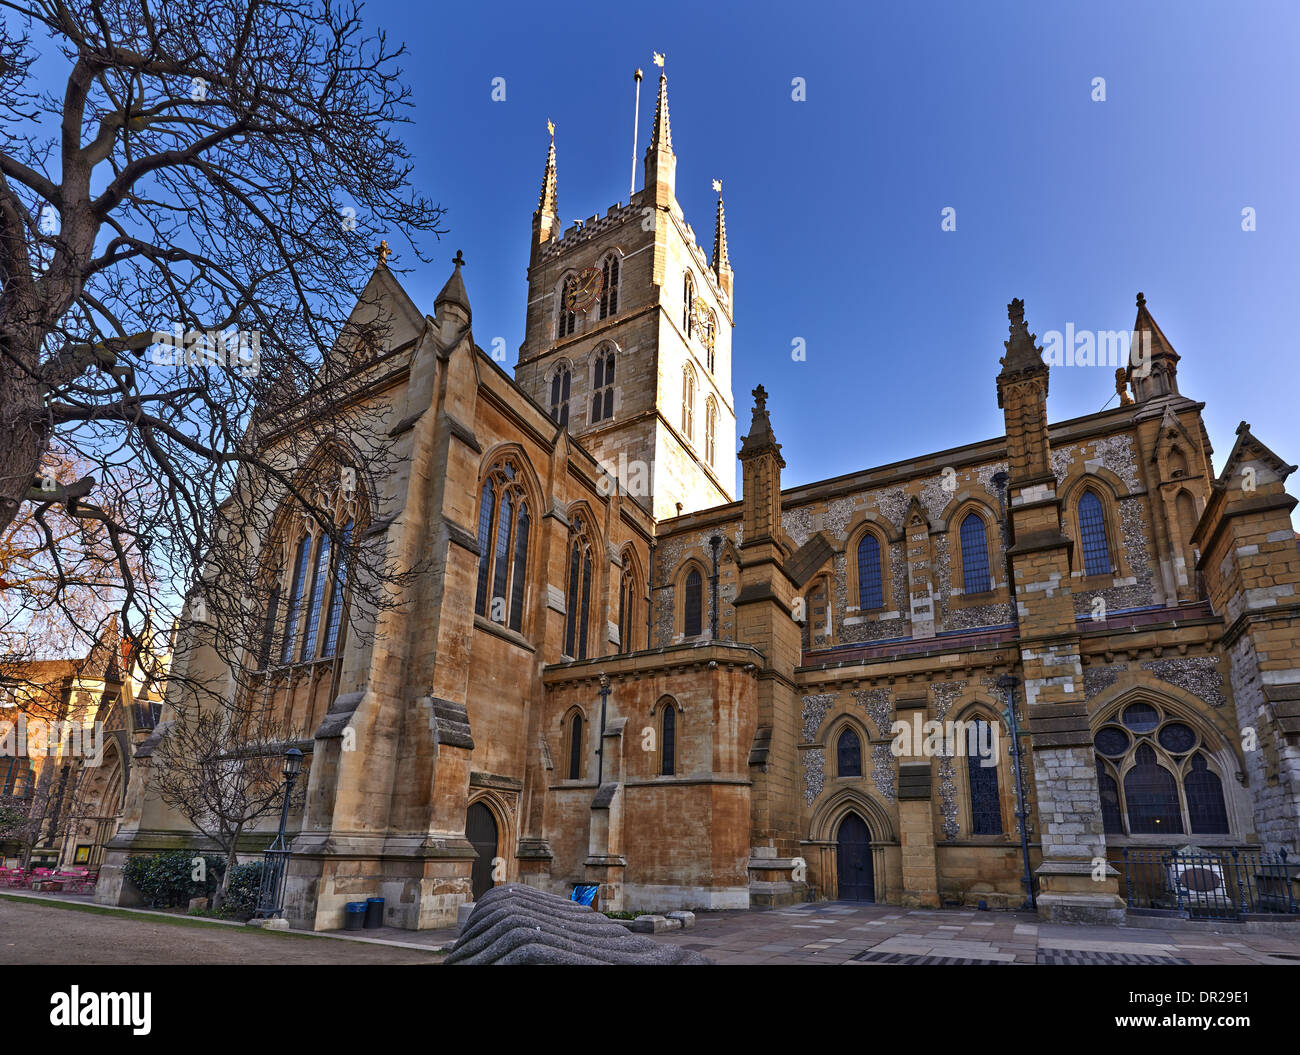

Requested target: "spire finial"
[
  {"left": 712, "top": 182, "right": 731, "bottom": 275},
  {"left": 1136, "top": 291, "right": 1146, "bottom": 309},
  {"left": 452, "top": 249, "right": 465, "bottom": 268},
  {"left": 537, "top": 124, "right": 559, "bottom": 216},
  {"left": 374, "top": 239, "right": 391, "bottom": 266},
  {"left": 648, "top": 52, "right": 672, "bottom": 154},
  {"left": 753, "top": 384, "right": 767, "bottom": 410}
]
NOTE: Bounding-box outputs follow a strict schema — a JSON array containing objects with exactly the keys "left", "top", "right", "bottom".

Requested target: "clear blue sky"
[{"left": 370, "top": 0, "right": 1298, "bottom": 515}]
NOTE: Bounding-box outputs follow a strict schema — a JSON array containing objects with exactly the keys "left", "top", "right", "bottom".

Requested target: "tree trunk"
[{"left": 211, "top": 823, "right": 242, "bottom": 913}]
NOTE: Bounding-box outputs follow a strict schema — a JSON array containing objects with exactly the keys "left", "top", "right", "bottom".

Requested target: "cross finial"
[
  {"left": 753, "top": 384, "right": 768, "bottom": 410},
  {"left": 374, "top": 239, "right": 391, "bottom": 265},
  {"left": 452, "top": 249, "right": 465, "bottom": 268}
]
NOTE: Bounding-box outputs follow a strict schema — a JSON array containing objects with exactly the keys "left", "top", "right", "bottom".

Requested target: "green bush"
[
  {"left": 222, "top": 860, "right": 265, "bottom": 919},
  {"left": 123, "top": 850, "right": 227, "bottom": 908}
]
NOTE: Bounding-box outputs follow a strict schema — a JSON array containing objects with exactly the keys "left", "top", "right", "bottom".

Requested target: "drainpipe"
[{"left": 709, "top": 535, "right": 722, "bottom": 639}]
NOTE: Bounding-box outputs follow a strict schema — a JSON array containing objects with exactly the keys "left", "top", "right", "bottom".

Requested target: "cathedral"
[{"left": 97, "top": 68, "right": 1300, "bottom": 929}]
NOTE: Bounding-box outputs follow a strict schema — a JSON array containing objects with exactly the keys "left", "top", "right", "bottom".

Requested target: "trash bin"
[
  {"left": 363, "top": 896, "right": 385, "bottom": 929},
  {"left": 344, "top": 902, "right": 366, "bottom": 931}
]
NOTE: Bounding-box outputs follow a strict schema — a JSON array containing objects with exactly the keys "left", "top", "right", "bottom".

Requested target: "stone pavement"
[{"left": 649, "top": 901, "right": 1300, "bottom": 965}]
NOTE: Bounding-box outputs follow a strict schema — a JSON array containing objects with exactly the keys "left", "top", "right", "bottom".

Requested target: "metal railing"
[{"left": 1121, "top": 846, "right": 1297, "bottom": 920}]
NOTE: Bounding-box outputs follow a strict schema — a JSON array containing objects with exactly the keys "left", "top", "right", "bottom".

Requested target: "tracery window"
[
  {"left": 618, "top": 563, "right": 639, "bottom": 652},
  {"left": 473, "top": 457, "right": 531, "bottom": 633},
  {"left": 704, "top": 397, "right": 717, "bottom": 465},
  {"left": 682, "top": 364, "right": 696, "bottom": 441},
  {"left": 682, "top": 272, "right": 695, "bottom": 336},
  {"left": 557, "top": 275, "right": 578, "bottom": 338},
  {"left": 564, "top": 513, "right": 594, "bottom": 659},
  {"left": 1093, "top": 701, "right": 1231, "bottom": 837},
  {"left": 591, "top": 348, "right": 615, "bottom": 424},
  {"left": 549, "top": 362, "right": 571, "bottom": 427},
  {"left": 599, "top": 254, "right": 619, "bottom": 319}
]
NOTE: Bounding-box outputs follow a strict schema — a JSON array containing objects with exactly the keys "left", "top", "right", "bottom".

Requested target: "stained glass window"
[
  {"left": 280, "top": 534, "right": 311, "bottom": 664},
  {"left": 661, "top": 706, "right": 676, "bottom": 776},
  {"left": 322, "top": 520, "right": 353, "bottom": 657},
  {"left": 857, "top": 532, "right": 883, "bottom": 610},
  {"left": 967, "top": 719, "right": 1003, "bottom": 834},
  {"left": 683, "top": 568, "right": 703, "bottom": 637},
  {"left": 960, "top": 513, "right": 990, "bottom": 594},
  {"left": 1079, "top": 490, "right": 1110, "bottom": 576},
  {"left": 1124, "top": 743, "right": 1184, "bottom": 834},
  {"left": 1186, "top": 753, "right": 1230, "bottom": 834},
  {"left": 837, "top": 728, "right": 862, "bottom": 777}
]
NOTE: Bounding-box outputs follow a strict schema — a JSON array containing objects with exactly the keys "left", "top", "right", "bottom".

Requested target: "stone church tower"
[{"left": 513, "top": 70, "right": 736, "bottom": 520}]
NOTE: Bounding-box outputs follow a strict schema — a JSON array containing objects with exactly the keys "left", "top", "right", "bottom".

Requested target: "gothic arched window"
[
  {"left": 705, "top": 310, "right": 717, "bottom": 373},
  {"left": 473, "top": 458, "right": 531, "bottom": 633},
  {"left": 856, "top": 531, "right": 884, "bottom": 610},
  {"left": 322, "top": 519, "right": 354, "bottom": 656},
  {"left": 683, "top": 272, "right": 695, "bottom": 336},
  {"left": 960, "top": 512, "right": 991, "bottom": 594},
  {"left": 1093, "top": 701, "right": 1231, "bottom": 837},
  {"left": 567, "top": 712, "right": 583, "bottom": 780},
  {"left": 600, "top": 254, "right": 619, "bottom": 319},
  {"left": 591, "top": 348, "right": 615, "bottom": 424},
  {"left": 704, "top": 397, "right": 717, "bottom": 465},
  {"left": 618, "top": 563, "right": 638, "bottom": 652},
  {"left": 1078, "top": 490, "right": 1111, "bottom": 576},
  {"left": 259, "top": 463, "right": 363, "bottom": 673},
  {"left": 837, "top": 728, "right": 862, "bottom": 777},
  {"left": 280, "top": 534, "right": 312, "bottom": 664},
  {"left": 967, "top": 718, "right": 1003, "bottom": 834},
  {"left": 557, "top": 275, "right": 577, "bottom": 338},
  {"left": 682, "top": 364, "right": 696, "bottom": 441},
  {"left": 661, "top": 704, "right": 676, "bottom": 776},
  {"left": 564, "top": 514, "right": 594, "bottom": 659},
  {"left": 683, "top": 567, "right": 703, "bottom": 637},
  {"left": 549, "top": 362, "right": 571, "bottom": 427}
]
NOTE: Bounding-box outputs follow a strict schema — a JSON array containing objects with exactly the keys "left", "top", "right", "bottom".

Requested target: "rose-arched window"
[{"left": 1094, "top": 701, "right": 1231, "bottom": 836}]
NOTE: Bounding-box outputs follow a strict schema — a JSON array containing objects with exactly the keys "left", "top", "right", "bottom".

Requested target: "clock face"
[
  {"left": 690, "top": 296, "right": 715, "bottom": 350},
  {"left": 566, "top": 267, "right": 604, "bottom": 313}
]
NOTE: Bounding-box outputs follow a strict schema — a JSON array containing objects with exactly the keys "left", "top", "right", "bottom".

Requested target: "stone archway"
[{"left": 466, "top": 801, "right": 499, "bottom": 900}]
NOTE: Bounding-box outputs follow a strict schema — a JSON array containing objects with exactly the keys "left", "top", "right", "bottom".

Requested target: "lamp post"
[
  {"left": 996, "top": 674, "right": 1036, "bottom": 911},
  {"left": 254, "top": 747, "right": 303, "bottom": 920}
]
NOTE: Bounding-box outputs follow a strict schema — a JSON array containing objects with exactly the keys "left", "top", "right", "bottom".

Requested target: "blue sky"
[{"left": 368, "top": 0, "right": 1299, "bottom": 513}]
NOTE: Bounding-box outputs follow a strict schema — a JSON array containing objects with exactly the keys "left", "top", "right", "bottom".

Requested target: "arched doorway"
[
  {"left": 836, "top": 812, "right": 874, "bottom": 902},
  {"left": 466, "top": 801, "right": 499, "bottom": 900}
]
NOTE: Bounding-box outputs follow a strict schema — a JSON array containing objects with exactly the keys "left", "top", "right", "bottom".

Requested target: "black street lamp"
[
  {"left": 996, "top": 674, "right": 1036, "bottom": 911},
  {"left": 254, "top": 747, "right": 303, "bottom": 920}
]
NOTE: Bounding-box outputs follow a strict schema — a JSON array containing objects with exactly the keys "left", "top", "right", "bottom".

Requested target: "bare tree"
[
  {"left": 0, "top": 0, "right": 444, "bottom": 702},
  {"left": 150, "top": 685, "right": 291, "bottom": 911}
]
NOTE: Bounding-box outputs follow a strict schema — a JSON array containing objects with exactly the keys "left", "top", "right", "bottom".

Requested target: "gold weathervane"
[
  {"left": 653, "top": 51, "right": 665, "bottom": 68},
  {"left": 547, "top": 118, "right": 554, "bottom": 138}
]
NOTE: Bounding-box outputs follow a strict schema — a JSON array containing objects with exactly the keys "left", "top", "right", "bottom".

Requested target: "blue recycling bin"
[
  {"left": 344, "top": 902, "right": 366, "bottom": 930},
  {"left": 363, "top": 896, "right": 385, "bottom": 929}
]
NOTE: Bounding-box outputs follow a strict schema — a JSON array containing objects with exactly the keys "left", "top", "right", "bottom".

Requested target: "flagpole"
[{"left": 630, "top": 67, "right": 643, "bottom": 200}]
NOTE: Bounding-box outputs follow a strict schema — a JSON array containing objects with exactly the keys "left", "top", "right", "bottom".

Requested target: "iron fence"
[{"left": 1121, "top": 846, "right": 1297, "bottom": 920}]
